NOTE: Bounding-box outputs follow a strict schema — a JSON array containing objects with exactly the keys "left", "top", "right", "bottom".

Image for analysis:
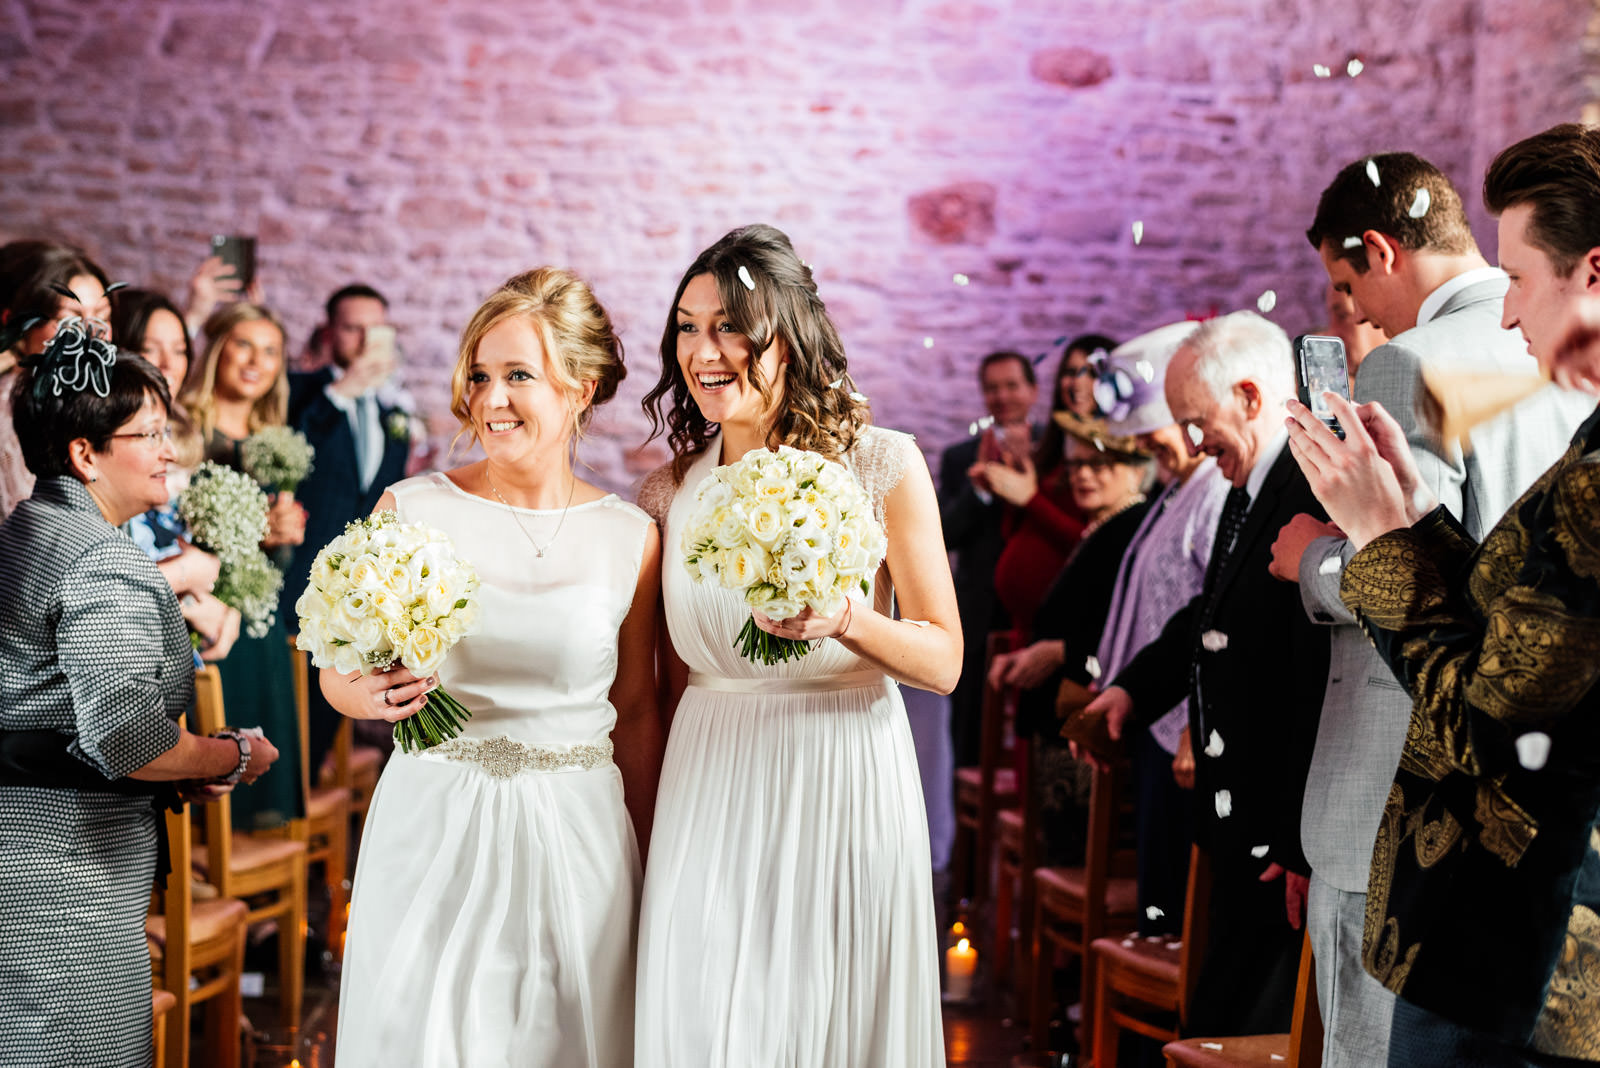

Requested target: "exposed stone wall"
[{"left": 0, "top": 0, "right": 1591, "bottom": 489}]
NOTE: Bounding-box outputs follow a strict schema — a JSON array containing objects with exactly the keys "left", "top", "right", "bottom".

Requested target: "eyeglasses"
[
  {"left": 110, "top": 427, "right": 174, "bottom": 447},
  {"left": 1062, "top": 455, "right": 1122, "bottom": 472},
  {"left": 1060, "top": 365, "right": 1095, "bottom": 379}
]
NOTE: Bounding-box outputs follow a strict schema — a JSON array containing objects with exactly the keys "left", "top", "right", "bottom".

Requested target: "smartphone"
[
  {"left": 1293, "top": 334, "right": 1351, "bottom": 439},
  {"left": 209, "top": 234, "right": 256, "bottom": 289},
  {"left": 362, "top": 324, "right": 397, "bottom": 369}
]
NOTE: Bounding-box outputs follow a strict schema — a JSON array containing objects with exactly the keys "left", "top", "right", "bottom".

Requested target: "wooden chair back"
[
  {"left": 191, "top": 666, "right": 234, "bottom": 887},
  {"left": 1177, "top": 844, "right": 1211, "bottom": 1029},
  {"left": 1161, "top": 929, "right": 1322, "bottom": 1068}
]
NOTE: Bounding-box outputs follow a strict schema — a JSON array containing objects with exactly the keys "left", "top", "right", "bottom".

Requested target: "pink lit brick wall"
[{"left": 0, "top": 0, "right": 1592, "bottom": 488}]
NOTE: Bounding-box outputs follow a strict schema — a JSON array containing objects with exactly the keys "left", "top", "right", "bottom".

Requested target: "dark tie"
[{"left": 1198, "top": 485, "right": 1252, "bottom": 624}]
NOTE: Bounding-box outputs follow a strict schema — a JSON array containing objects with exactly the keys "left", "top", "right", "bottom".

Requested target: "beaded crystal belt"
[
  {"left": 685, "top": 669, "right": 887, "bottom": 695},
  {"left": 423, "top": 735, "right": 614, "bottom": 779}
]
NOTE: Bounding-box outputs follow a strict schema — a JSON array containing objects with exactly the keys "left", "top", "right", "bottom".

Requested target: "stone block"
[
  {"left": 1029, "top": 46, "right": 1115, "bottom": 89},
  {"left": 908, "top": 182, "right": 997, "bottom": 245}
]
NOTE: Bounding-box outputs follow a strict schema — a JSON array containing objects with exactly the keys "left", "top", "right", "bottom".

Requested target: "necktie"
[
  {"left": 351, "top": 394, "right": 376, "bottom": 490},
  {"left": 1199, "top": 485, "right": 1251, "bottom": 623}
]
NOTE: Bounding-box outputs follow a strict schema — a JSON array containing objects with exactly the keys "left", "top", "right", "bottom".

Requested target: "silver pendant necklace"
[{"left": 485, "top": 467, "right": 577, "bottom": 559}]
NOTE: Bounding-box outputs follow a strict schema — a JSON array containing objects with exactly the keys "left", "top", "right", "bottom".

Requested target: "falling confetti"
[
  {"left": 1166, "top": 941, "right": 1182, "bottom": 950},
  {"left": 1204, "top": 730, "right": 1224, "bottom": 757},
  {"left": 1347, "top": 58, "right": 1365, "bottom": 77},
  {"left": 922, "top": 336, "right": 934, "bottom": 349},
  {"left": 1257, "top": 289, "right": 1277, "bottom": 314},
  {"left": 1251, "top": 844, "right": 1270, "bottom": 858},
  {"left": 1201, "top": 629, "right": 1229, "bottom": 652},
  {"left": 1093, "top": 437, "right": 1106, "bottom": 452},
  {"left": 1319, "top": 554, "right": 1343, "bottom": 576},
  {"left": 1271, "top": 1055, "right": 1287, "bottom": 1062},
  {"left": 968, "top": 414, "right": 995, "bottom": 436},
  {"left": 1186, "top": 423, "right": 1205, "bottom": 448},
  {"left": 1202, "top": 1042, "right": 1224, "bottom": 1051},
  {"left": 1121, "top": 938, "right": 1136, "bottom": 948},
  {"left": 737, "top": 265, "right": 757, "bottom": 291},
  {"left": 1408, "top": 187, "right": 1432, "bottom": 219},
  {"left": 1366, "top": 159, "right": 1381, "bottom": 186},
  {"left": 953, "top": 273, "right": 970, "bottom": 286},
  {"left": 1312, "top": 64, "right": 1331, "bottom": 78},
  {"left": 1084, "top": 655, "right": 1102, "bottom": 680},
  {"left": 1214, "top": 789, "right": 1232, "bottom": 819},
  {"left": 1135, "top": 359, "right": 1156, "bottom": 383},
  {"left": 827, "top": 377, "right": 845, "bottom": 389},
  {"left": 1516, "top": 731, "right": 1552, "bottom": 770},
  {"left": 1132, "top": 220, "right": 1144, "bottom": 245},
  {"left": 1343, "top": 236, "right": 1363, "bottom": 249},
  {"left": 848, "top": 391, "right": 869, "bottom": 403},
  {"left": 1146, "top": 906, "right": 1165, "bottom": 921}
]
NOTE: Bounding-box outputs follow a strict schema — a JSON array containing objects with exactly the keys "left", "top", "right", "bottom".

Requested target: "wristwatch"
[{"left": 212, "top": 728, "right": 251, "bottom": 786}]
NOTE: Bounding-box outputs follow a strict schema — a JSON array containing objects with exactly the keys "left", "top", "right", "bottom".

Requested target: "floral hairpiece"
[{"left": 15, "top": 280, "right": 126, "bottom": 400}]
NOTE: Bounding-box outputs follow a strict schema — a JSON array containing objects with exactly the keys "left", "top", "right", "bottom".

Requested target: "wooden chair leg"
[
  {"left": 1091, "top": 957, "right": 1117, "bottom": 1068},
  {"left": 167, "top": 984, "right": 190, "bottom": 1068},
  {"left": 994, "top": 862, "right": 1014, "bottom": 984},
  {"left": 153, "top": 1007, "right": 166, "bottom": 1068},
  {"left": 1028, "top": 890, "right": 1052, "bottom": 1051},
  {"left": 952, "top": 820, "right": 974, "bottom": 902},
  {"left": 279, "top": 863, "right": 309, "bottom": 1028},
  {"left": 205, "top": 923, "right": 245, "bottom": 1068},
  {"left": 328, "top": 816, "right": 350, "bottom": 961}
]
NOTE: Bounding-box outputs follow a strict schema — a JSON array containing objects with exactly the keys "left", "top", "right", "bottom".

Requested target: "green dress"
[{"left": 205, "top": 429, "right": 305, "bottom": 831}]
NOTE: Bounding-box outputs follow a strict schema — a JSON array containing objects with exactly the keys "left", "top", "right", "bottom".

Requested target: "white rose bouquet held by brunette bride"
[
  {"left": 295, "top": 511, "right": 482, "bottom": 752},
  {"left": 682, "top": 445, "right": 888, "bottom": 665}
]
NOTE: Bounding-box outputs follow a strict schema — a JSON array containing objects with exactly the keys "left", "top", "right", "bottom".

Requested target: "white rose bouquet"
[
  {"left": 239, "top": 426, "right": 316, "bottom": 495},
  {"left": 177, "top": 461, "right": 283, "bottom": 639},
  {"left": 681, "top": 445, "right": 888, "bottom": 665},
  {"left": 294, "top": 511, "right": 481, "bottom": 753}
]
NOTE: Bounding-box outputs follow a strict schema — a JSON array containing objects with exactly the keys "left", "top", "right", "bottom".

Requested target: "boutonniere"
[{"left": 386, "top": 410, "right": 411, "bottom": 441}]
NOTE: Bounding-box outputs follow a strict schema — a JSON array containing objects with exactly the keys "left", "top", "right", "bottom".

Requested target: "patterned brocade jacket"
[{"left": 1340, "top": 402, "right": 1600, "bottom": 1060}]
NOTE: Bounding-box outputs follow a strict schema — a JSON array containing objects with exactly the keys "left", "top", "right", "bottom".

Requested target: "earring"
[{"left": 89, "top": 475, "right": 97, "bottom": 483}]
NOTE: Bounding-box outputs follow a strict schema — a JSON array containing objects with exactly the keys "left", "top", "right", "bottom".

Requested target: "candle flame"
[{"left": 956, "top": 937, "right": 971, "bottom": 952}]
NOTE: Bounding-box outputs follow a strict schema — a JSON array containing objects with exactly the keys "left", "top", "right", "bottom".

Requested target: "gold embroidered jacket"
[{"left": 1340, "top": 402, "right": 1600, "bottom": 1060}]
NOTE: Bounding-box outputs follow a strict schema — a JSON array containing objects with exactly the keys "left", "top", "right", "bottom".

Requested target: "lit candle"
[{"left": 946, "top": 937, "right": 977, "bottom": 999}]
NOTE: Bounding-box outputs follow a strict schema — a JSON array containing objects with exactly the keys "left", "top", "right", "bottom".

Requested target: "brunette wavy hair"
[{"left": 643, "top": 224, "right": 868, "bottom": 482}]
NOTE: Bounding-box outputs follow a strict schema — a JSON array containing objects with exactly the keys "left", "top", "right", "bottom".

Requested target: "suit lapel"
[{"left": 1207, "top": 449, "right": 1294, "bottom": 611}]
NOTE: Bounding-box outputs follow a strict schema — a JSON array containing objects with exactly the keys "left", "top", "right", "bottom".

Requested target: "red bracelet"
[{"left": 838, "top": 599, "right": 854, "bottom": 640}]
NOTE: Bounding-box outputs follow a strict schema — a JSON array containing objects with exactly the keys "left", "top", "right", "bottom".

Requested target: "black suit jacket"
[
  {"left": 939, "top": 436, "right": 1009, "bottom": 634},
  {"left": 1114, "top": 447, "right": 1331, "bottom": 876},
  {"left": 279, "top": 369, "right": 410, "bottom": 625}
]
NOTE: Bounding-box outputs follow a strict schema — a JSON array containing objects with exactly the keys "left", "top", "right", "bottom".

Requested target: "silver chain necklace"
[{"left": 485, "top": 467, "right": 577, "bottom": 559}]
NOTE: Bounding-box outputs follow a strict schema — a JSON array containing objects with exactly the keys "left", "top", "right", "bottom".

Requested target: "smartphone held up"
[
  {"left": 1293, "top": 334, "right": 1351, "bottom": 440},
  {"left": 209, "top": 234, "right": 257, "bottom": 289}
]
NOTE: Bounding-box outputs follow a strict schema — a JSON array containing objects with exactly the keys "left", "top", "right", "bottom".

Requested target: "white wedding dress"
[
  {"left": 634, "top": 427, "right": 945, "bottom": 1067},
  {"left": 337, "top": 473, "right": 653, "bottom": 1068}
]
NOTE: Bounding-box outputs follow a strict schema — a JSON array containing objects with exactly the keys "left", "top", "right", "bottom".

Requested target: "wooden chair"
[
  {"left": 1087, "top": 845, "right": 1211, "bottom": 1066},
  {"left": 951, "top": 631, "right": 1016, "bottom": 903},
  {"left": 1162, "top": 931, "right": 1323, "bottom": 1068},
  {"left": 287, "top": 639, "right": 353, "bottom": 960},
  {"left": 146, "top": 803, "right": 249, "bottom": 1068},
  {"left": 190, "top": 665, "right": 310, "bottom": 1029},
  {"left": 990, "top": 741, "right": 1039, "bottom": 993},
  {"left": 151, "top": 988, "right": 176, "bottom": 1068},
  {"left": 1027, "top": 757, "right": 1139, "bottom": 1050},
  {"left": 321, "top": 717, "right": 382, "bottom": 841}
]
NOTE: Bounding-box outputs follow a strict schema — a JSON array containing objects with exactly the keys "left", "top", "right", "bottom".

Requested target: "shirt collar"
[
  {"left": 1416, "top": 266, "right": 1506, "bottom": 327},
  {"left": 1244, "top": 425, "right": 1289, "bottom": 502}
]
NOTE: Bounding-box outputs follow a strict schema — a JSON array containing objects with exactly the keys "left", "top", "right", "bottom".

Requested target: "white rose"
[
  {"left": 721, "top": 545, "right": 770, "bottom": 590},
  {"left": 331, "top": 644, "right": 365, "bottom": 676},
  {"left": 832, "top": 540, "right": 872, "bottom": 577},
  {"left": 401, "top": 624, "right": 449, "bottom": 676},
  {"left": 405, "top": 544, "right": 451, "bottom": 589},
  {"left": 754, "top": 596, "right": 801, "bottom": 621},
  {"left": 713, "top": 507, "right": 747, "bottom": 550},
  {"left": 425, "top": 574, "right": 468, "bottom": 619},
  {"left": 439, "top": 614, "right": 466, "bottom": 643},
  {"left": 754, "top": 474, "right": 796, "bottom": 503},
  {"left": 328, "top": 591, "right": 383, "bottom": 648},
  {"left": 698, "top": 479, "right": 734, "bottom": 510},
  {"left": 744, "top": 500, "right": 786, "bottom": 549},
  {"left": 366, "top": 589, "right": 405, "bottom": 623},
  {"left": 344, "top": 555, "right": 388, "bottom": 593}
]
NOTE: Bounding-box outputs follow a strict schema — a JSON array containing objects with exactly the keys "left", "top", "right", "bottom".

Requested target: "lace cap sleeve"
[
  {"left": 848, "top": 425, "right": 918, "bottom": 526},
  {"left": 635, "top": 464, "right": 678, "bottom": 530}
]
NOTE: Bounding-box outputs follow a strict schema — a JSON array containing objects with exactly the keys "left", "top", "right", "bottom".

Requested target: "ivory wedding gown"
[
  {"left": 337, "top": 473, "right": 653, "bottom": 1068},
  {"left": 634, "top": 426, "right": 945, "bottom": 1067}
]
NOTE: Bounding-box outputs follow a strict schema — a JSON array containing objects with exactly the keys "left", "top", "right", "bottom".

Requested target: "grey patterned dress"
[{"left": 0, "top": 477, "right": 193, "bottom": 1067}]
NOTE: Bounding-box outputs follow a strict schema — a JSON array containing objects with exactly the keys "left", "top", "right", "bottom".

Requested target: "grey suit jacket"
[{"left": 1296, "top": 274, "right": 1595, "bottom": 892}]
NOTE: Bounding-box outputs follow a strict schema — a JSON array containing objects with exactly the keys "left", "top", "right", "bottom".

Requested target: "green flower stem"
[
  {"left": 734, "top": 617, "right": 813, "bottom": 666},
  {"left": 392, "top": 685, "right": 474, "bottom": 754}
]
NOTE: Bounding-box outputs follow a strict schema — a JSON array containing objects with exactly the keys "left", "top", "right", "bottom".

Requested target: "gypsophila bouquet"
[
  {"left": 239, "top": 426, "right": 316, "bottom": 495},
  {"left": 681, "top": 445, "right": 888, "bottom": 665},
  {"left": 214, "top": 550, "right": 284, "bottom": 639},
  {"left": 178, "top": 461, "right": 283, "bottom": 637},
  {"left": 178, "top": 461, "right": 269, "bottom": 564},
  {"left": 294, "top": 511, "right": 481, "bottom": 753}
]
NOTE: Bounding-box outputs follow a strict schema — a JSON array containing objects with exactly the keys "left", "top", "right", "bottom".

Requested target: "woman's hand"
[
  {"left": 997, "top": 639, "right": 1064, "bottom": 690},
  {"left": 165, "top": 544, "right": 221, "bottom": 597},
  {"left": 1285, "top": 393, "right": 1423, "bottom": 549},
  {"left": 185, "top": 256, "right": 245, "bottom": 334},
  {"left": 238, "top": 731, "right": 280, "bottom": 785},
  {"left": 320, "top": 662, "right": 437, "bottom": 722},
  {"left": 263, "top": 493, "right": 307, "bottom": 548},
  {"left": 983, "top": 455, "right": 1039, "bottom": 508},
  {"left": 752, "top": 601, "right": 853, "bottom": 643},
  {"left": 1172, "top": 727, "right": 1195, "bottom": 790},
  {"left": 179, "top": 781, "right": 234, "bottom": 803},
  {"left": 182, "top": 591, "right": 241, "bottom": 659}
]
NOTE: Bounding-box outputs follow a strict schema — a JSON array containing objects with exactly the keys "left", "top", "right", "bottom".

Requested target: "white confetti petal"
[
  {"left": 968, "top": 415, "right": 994, "bottom": 436},
  {"left": 1201, "top": 629, "right": 1229, "bottom": 652},
  {"left": 1319, "top": 554, "right": 1343, "bottom": 576},
  {"left": 1343, "top": 235, "right": 1363, "bottom": 249},
  {"left": 1186, "top": 423, "right": 1205, "bottom": 448},
  {"left": 1366, "top": 159, "right": 1381, "bottom": 186},
  {"left": 1408, "top": 187, "right": 1432, "bottom": 219},
  {"left": 1272, "top": 1056, "right": 1286, "bottom": 1062},
  {"left": 1135, "top": 359, "right": 1156, "bottom": 383},
  {"left": 922, "top": 336, "right": 934, "bottom": 349},
  {"left": 1093, "top": 437, "right": 1106, "bottom": 452},
  {"left": 1256, "top": 289, "right": 1277, "bottom": 314},
  {"left": 1251, "top": 844, "right": 1270, "bottom": 858},
  {"left": 1312, "top": 64, "right": 1331, "bottom": 78},
  {"left": 1214, "top": 789, "right": 1232, "bottom": 818},
  {"left": 1146, "top": 906, "right": 1165, "bottom": 921},
  {"left": 827, "top": 376, "right": 845, "bottom": 389},
  {"left": 1085, "top": 655, "right": 1102, "bottom": 680},
  {"left": 1516, "top": 731, "right": 1552, "bottom": 771},
  {"left": 953, "top": 273, "right": 970, "bottom": 286},
  {"left": 737, "top": 264, "right": 756, "bottom": 291},
  {"left": 1132, "top": 220, "right": 1144, "bottom": 245},
  {"left": 1204, "top": 729, "right": 1224, "bottom": 757},
  {"left": 1202, "top": 1042, "right": 1224, "bottom": 1051},
  {"left": 848, "top": 391, "right": 869, "bottom": 403},
  {"left": 1121, "top": 938, "right": 1136, "bottom": 948},
  {"left": 1166, "top": 941, "right": 1182, "bottom": 950},
  {"left": 1347, "top": 58, "right": 1364, "bottom": 77}
]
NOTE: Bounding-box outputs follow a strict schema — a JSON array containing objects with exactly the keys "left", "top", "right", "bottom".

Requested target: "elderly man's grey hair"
[{"left": 1180, "top": 310, "right": 1295, "bottom": 405}]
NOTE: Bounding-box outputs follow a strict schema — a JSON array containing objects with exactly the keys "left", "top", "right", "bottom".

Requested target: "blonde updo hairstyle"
[
  {"left": 448, "top": 267, "right": 626, "bottom": 451},
  {"left": 181, "top": 301, "right": 290, "bottom": 439}
]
